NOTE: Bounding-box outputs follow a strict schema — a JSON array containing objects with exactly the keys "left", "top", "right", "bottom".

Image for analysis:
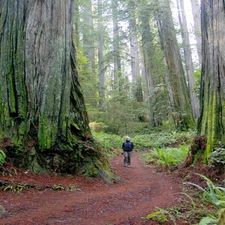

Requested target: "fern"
[
  {"left": 145, "top": 210, "right": 168, "bottom": 223},
  {"left": 199, "top": 217, "right": 217, "bottom": 225},
  {"left": 180, "top": 192, "right": 196, "bottom": 209},
  {"left": 185, "top": 173, "right": 225, "bottom": 208},
  {"left": 141, "top": 145, "right": 189, "bottom": 169}
]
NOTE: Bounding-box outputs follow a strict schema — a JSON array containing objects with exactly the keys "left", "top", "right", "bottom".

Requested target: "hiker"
[{"left": 122, "top": 136, "right": 134, "bottom": 167}]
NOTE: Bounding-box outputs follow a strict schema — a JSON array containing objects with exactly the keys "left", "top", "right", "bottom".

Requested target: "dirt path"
[{"left": 0, "top": 152, "right": 182, "bottom": 225}]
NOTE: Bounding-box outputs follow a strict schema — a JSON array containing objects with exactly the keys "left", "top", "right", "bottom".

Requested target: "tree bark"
[
  {"left": 98, "top": 0, "right": 105, "bottom": 109},
  {"left": 82, "top": 0, "right": 96, "bottom": 73},
  {"left": 177, "top": 0, "right": 200, "bottom": 119},
  {"left": 139, "top": 3, "right": 161, "bottom": 126},
  {"left": 112, "top": 0, "right": 122, "bottom": 92},
  {"left": 127, "top": 0, "right": 143, "bottom": 102},
  {"left": 198, "top": 0, "right": 225, "bottom": 162},
  {"left": 156, "top": 0, "right": 195, "bottom": 130},
  {"left": 0, "top": 0, "right": 114, "bottom": 181}
]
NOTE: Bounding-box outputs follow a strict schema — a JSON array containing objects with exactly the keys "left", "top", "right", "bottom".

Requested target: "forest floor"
[{"left": 0, "top": 152, "right": 223, "bottom": 225}]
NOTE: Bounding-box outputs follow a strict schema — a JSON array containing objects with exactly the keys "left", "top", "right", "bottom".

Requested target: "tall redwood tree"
[
  {"left": 0, "top": 0, "right": 113, "bottom": 180},
  {"left": 198, "top": 0, "right": 225, "bottom": 161}
]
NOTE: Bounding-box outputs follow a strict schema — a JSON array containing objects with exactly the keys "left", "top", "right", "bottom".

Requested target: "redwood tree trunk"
[
  {"left": 112, "top": 0, "right": 122, "bottom": 92},
  {"left": 0, "top": 0, "right": 112, "bottom": 180},
  {"left": 177, "top": 0, "right": 200, "bottom": 119},
  {"left": 198, "top": 0, "right": 225, "bottom": 162},
  {"left": 82, "top": 0, "right": 95, "bottom": 73},
  {"left": 139, "top": 3, "right": 160, "bottom": 127},
  {"left": 127, "top": 0, "right": 143, "bottom": 102},
  {"left": 98, "top": 0, "right": 105, "bottom": 109},
  {"left": 156, "top": 0, "right": 194, "bottom": 130}
]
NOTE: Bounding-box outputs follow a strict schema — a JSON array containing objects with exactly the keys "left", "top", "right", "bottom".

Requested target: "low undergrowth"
[
  {"left": 145, "top": 174, "right": 225, "bottom": 224},
  {"left": 140, "top": 145, "right": 189, "bottom": 170},
  {"left": 140, "top": 136, "right": 225, "bottom": 224},
  {"left": 92, "top": 130, "right": 195, "bottom": 157}
]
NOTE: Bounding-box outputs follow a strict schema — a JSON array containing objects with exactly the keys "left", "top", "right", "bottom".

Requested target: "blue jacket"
[{"left": 122, "top": 141, "right": 134, "bottom": 152}]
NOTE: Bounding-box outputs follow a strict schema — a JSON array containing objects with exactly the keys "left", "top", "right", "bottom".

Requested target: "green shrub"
[
  {"left": 133, "top": 130, "right": 194, "bottom": 149},
  {"left": 92, "top": 132, "right": 124, "bottom": 156},
  {"left": 141, "top": 145, "right": 189, "bottom": 168},
  {"left": 185, "top": 174, "right": 225, "bottom": 225},
  {"left": 92, "top": 130, "right": 195, "bottom": 157},
  {"left": 185, "top": 173, "right": 225, "bottom": 209}
]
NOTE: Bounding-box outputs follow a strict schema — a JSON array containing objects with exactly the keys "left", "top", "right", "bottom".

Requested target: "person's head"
[{"left": 126, "top": 136, "right": 130, "bottom": 141}]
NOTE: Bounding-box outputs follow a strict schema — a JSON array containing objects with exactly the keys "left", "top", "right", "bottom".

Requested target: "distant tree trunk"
[
  {"left": 82, "top": 0, "right": 95, "bottom": 73},
  {"left": 0, "top": 0, "right": 113, "bottom": 181},
  {"left": 98, "top": 0, "right": 105, "bottom": 109},
  {"left": 127, "top": 0, "right": 143, "bottom": 102},
  {"left": 112, "top": 0, "right": 122, "bottom": 92},
  {"left": 198, "top": 0, "right": 225, "bottom": 162},
  {"left": 156, "top": 0, "right": 194, "bottom": 130},
  {"left": 190, "top": 0, "right": 202, "bottom": 66},
  {"left": 139, "top": 3, "right": 159, "bottom": 126},
  {"left": 177, "top": 0, "right": 200, "bottom": 119},
  {"left": 74, "top": 0, "right": 80, "bottom": 48}
]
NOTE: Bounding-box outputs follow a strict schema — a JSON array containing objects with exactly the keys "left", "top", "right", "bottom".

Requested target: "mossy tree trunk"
[
  {"left": 139, "top": 2, "right": 164, "bottom": 127},
  {"left": 177, "top": 0, "right": 200, "bottom": 119},
  {"left": 0, "top": 0, "right": 113, "bottom": 181},
  {"left": 197, "top": 0, "right": 225, "bottom": 162},
  {"left": 156, "top": 0, "right": 195, "bottom": 130}
]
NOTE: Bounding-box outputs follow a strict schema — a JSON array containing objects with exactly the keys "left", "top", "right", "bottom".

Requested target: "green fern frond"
[{"left": 180, "top": 192, "right": 196, "bottom": 209}]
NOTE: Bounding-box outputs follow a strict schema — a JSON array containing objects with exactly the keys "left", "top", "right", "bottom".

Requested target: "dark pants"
[{"left": 124, "top": 151, "right": 132, "bottom": 165}]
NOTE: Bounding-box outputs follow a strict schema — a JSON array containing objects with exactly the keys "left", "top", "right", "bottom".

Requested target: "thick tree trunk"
[
  {"left": 198, "top": 0, "right": 225, "bottom": 162},
  {"left": 177, "top": 0, "right": 200, "bottom": 119},
  {"left": 127, "top": 0, "right": 143, "bottom": 102},
  {"left": 156, "top": 0, "right": 195, "bottom": 130},
  {"left": 139, "top": 4, "right": 159, "bottom": 126},
  {"left": 0, "top": 0, "right": 114, "bottom": 181}
]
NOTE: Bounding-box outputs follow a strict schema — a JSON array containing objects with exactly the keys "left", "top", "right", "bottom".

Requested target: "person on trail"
[{"left": 122, "top": 136, "right": 134, "bottom": 167}]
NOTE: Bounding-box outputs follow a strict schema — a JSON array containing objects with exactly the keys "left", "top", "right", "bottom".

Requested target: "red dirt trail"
[{"left": 0, "top": 152, "right": 182, "bottom": 225}]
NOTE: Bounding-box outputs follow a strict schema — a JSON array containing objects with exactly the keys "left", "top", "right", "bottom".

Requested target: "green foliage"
[
  {"left": 92, "top": 130, "right": 195, "bottom": 160},
  {"left": 184, "top": 174, "right": 225, "bottom": 224},
  {"left": 198, "top": 216, "right": 217, "bottom": 225},
  {"left": 145, "top": 175, "right": 224, "bottom": 224},
  {"left": 145, "top": 210, "right": 168, "bottom": 223},
  {"left": 185, "top": 173, "right": 225, "bottom": 209},
  {"left": 141, "top": 145, "right": 189, "bottom": 168},
  {"left": 3, "top": 184, "right": 24, "bottom": 193},
  {"left": 145, "top": 207, "right": 177, "bottom": 224},
  {"left": 0, "top": 149, "right": 6, "bottom": 166},
  {"left": 82, "top": 157, "right": 99, "bottom": 177},
  {"left": 92, "top": 131, "right": 123, "bottom": 156},
  {"left": 133, "top": 130, "right": 194, "bottom": 149},
  {"left": 194, "top": 68, "right": 201, "bottom": 95},
  {"left": 180, "top": 192, "right": 196, "bottom": 209}
]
